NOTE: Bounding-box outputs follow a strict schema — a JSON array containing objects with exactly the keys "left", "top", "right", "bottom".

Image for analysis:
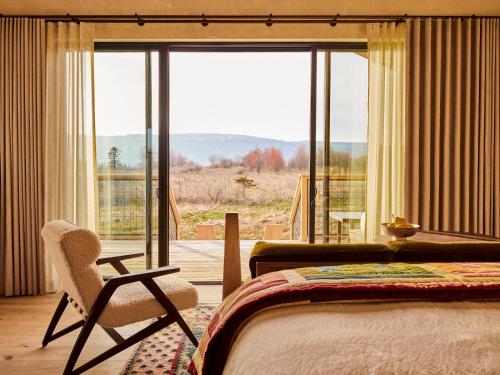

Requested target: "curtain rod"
[{"left": 0, "top": 13, "right": 494, "bottom": 26}]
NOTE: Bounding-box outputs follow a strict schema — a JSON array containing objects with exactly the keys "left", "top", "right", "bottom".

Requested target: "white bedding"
[{"left": 223, "top": 301, "right": 500, "bottom": 375}]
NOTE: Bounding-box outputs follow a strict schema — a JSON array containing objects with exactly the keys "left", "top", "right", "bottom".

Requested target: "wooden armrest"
[
  {"left": 96, "top": 252, "right": 143, "bottom": 265},
  {"left": 105, "top": 265, "right": 180, "bottom": 288}
]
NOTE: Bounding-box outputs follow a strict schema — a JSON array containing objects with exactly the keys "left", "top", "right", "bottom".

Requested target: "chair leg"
[
  {"left": 60, "top": 278, "right": 199, "bottom": 374},
  {"left": 48, "top": 319, "right": 86, "bottom": 342},
  {"left": 42, "top": 292, "right": 69, "bottom": 347},
  {"left": 175, "top": 313, "right": 199, "bottom": 347},
  {"left": 73, "top": 315, "right": 176, "bottom": 374},
  {"left": 63, "top": 313, "right": 194, "bottom": 374},
  {"left": 141, "top": 278, "right": 199, "bottom": 347},
  {"left": 101, "top": 327, "right": 125, "bottom": 344},
  {"left": 63, "top": 315, "right": 98, "bottom": 375}
]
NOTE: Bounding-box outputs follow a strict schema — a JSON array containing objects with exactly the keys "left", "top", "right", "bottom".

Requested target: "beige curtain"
[
  {"left": 0, "top": 18, "right": 46, "bottom": 296},
  {"left": 366, "top": 23, "right": 406, "bottom": 241},
  {"left": 406, "top": 18, "right": 500, "bottom": 238},
  {"left": 45, "top": 22, "right": 97, "bottom": 291}
]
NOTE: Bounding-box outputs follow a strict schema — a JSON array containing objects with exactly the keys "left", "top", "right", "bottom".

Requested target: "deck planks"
[{"left": 99, "top": 239, "right": 257, "bottom": 282}]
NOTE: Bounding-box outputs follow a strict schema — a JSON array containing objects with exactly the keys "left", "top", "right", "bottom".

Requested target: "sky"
[{"left": 94, "top": 51, "right": 367, "bottom": 143}]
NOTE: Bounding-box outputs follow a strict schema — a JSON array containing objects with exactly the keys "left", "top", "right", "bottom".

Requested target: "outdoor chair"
[
  {"left": 41, "top": 220, "right": 198, "bottom": 375},
  {"left": 196, "top": 224, "right": 216, "bottom": 240},
  {"left": 263, "top": 224, "right": 284, "bottom": 240}
]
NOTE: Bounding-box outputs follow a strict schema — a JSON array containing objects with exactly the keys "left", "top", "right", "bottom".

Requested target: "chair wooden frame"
[{"left": 42, "top": 252, "right": 198, "bottom": 375}]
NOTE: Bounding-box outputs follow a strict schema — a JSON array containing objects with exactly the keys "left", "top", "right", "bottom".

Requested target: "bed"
[
  {"left": 190, "top": 260, "right": 500, "bottom": 375},
  {"left": 222, "top": 301, "right": 500, "bottom": 375}
]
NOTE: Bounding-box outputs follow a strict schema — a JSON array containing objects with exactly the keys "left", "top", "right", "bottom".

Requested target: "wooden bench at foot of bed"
[{"left": 222, "top": 213, "right": 500, "bottom": 299}]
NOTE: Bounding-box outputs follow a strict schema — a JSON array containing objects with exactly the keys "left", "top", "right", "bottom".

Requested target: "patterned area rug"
[{"left": 122, "top": 305, "right": 215, "bottom": 375}]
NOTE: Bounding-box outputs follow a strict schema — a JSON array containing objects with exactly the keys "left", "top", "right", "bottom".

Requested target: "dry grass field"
[{"left": 171, "top": 166, "right": 302, "bottom": 240}]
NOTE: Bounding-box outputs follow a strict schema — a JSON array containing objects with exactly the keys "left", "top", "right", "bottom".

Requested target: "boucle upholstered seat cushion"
[{"left": 99, "top": 276, "right": 198, "bottom": 328}]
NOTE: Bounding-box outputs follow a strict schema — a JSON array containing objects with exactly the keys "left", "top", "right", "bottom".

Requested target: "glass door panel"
[
  {"left": 94, "top": 51, "right": 158, "bottom": 276},
  {"left": 167, "top": 51, "right": 310, "bottom": 282},
  {"left": 315, "top": 51, "right": 368, "bottom": 243}
]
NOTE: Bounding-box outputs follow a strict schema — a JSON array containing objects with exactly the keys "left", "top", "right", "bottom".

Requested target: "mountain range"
[{"left": 96, "top": 133, "right": 367, "bottom": 167}]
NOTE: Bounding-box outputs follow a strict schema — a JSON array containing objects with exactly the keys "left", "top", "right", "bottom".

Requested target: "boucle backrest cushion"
[{"left": 41, "top": 220, "right": 105, "bottom": 315}]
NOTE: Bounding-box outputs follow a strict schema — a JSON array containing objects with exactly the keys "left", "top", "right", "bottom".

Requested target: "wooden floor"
[
  {"left": 99, "top": 240, "right": 278, "bottom": 282},
  {"left": 0, "top": 286, "right": 222, "bottom": 375}
]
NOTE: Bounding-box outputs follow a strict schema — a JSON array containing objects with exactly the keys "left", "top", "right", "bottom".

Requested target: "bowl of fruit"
[{"left": 381, "top": 216, "right": 420, "bottom": 241}]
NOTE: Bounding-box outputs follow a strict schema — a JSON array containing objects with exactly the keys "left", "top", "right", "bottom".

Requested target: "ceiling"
[
  {"left": 2, "top": 1, "right": 498, "bottom": 42},
  {"left": 1, "top": 0, "right": 499, "bottom": 16}
]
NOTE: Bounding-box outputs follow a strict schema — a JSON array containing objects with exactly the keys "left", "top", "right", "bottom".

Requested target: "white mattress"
[{"left": 223, "top": 301, "right": 500, "bottom": 375}]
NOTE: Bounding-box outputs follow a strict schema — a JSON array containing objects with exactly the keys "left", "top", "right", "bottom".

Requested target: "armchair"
[{"left": 41, "top": 220, "right": 198, "bottom": 375}]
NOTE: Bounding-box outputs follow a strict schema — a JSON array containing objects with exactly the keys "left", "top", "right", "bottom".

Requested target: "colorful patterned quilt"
[{"left": 189, "top": 262, "right": 500, "bottom": 375}]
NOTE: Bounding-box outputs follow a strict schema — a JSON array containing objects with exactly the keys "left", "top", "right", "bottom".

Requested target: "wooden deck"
[{"left": 99, "top": 240, "right": 261, "bottom": 282}]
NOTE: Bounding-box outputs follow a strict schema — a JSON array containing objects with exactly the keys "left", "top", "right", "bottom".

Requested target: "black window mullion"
[
  {"left": 158, "top": 46, "right": 170, "bottom": 267},
  {"left": 309, "top": 48, "right": 317, "bottom": 244},
  {"left": 145, "top": 51, "right": 153, "bottom": 269}
]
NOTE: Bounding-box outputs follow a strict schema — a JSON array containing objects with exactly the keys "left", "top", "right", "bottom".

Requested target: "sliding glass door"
[
  {"left": 94, "top": 50, "right": 159, "bottom": 276},
  {"left": 314, "top": 50, "right": 368, "bottom": 243},
  {"left": 167, "top": 50, "right": 311, "bottom": 281},
  {"left": 93, "top": 42, "right": 367, "bottom": 281}
]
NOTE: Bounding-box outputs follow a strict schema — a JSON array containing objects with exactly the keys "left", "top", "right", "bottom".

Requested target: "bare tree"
[
  {"left": 208, "top": 154, "right": 237, "bottom": 168},
  {"left": 107, "top": 147, "right": 121, "bottom": 170},
  {"left": 234, "top": 175, "right": 256, "bottom": 199},
  {"left": 288, "top": 145, "right": 309, "bottom": 170}
]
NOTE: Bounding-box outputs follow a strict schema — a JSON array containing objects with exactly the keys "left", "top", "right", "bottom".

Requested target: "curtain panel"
[
  {"left": 0, "top": 18, "right": 46, "bottom": 296},
  {"left": 406, "top": 18, "right": 500, "bottom": 238},
  {"left": 44, "top": 22, "right": 97, "bottom": 292},
  {"left": 366, "top": 23, "right": 406, "bottom": 241}
]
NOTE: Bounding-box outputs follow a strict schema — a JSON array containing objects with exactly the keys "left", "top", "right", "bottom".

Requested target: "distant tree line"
[
  {"left": 208, "top": 154, "right": 239, "bottom": 168},
  {"left": 316, "top": 145, "right": 367, "bottom": 173},
  {"left": 170, "top": 151, "right": 198, "bottom": 168},
  {"left": 99, "top": 145, "right": 366, "bottom": 173},
  {"left": 99, "top": 146, "right": 160, "bottom": 172}
]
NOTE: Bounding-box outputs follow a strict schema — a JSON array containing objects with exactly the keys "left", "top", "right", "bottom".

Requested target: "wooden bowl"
[{"left": 381, "top": 223, "right": 420, "bottom": 241}]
